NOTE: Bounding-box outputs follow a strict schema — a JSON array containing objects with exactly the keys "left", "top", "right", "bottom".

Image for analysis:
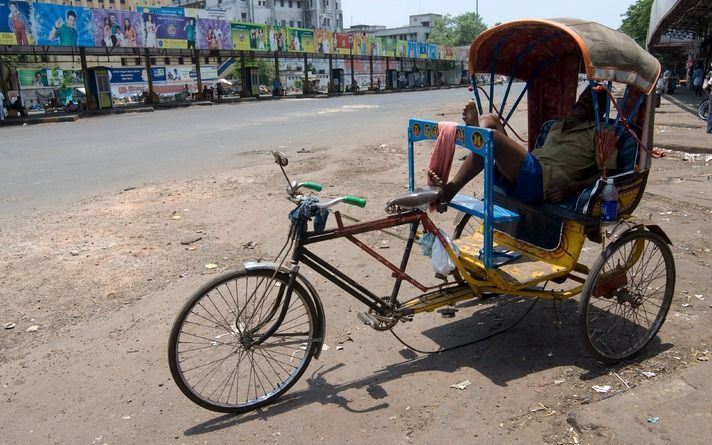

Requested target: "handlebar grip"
[
  {"left": 343, "top": 196, "right": 367, "bottom": 208},
  {"left": 302, "top": 181, "right": 323, "bottom": 192}
]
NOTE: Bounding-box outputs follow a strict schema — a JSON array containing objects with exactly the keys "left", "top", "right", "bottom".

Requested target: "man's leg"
[{"left": 443, "top": 113, "right": 528, "bottom": 200}]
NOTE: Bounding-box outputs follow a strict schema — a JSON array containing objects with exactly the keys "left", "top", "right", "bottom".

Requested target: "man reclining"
[{"left": 442, "top": 87, "right": 613, "bottom": 205}]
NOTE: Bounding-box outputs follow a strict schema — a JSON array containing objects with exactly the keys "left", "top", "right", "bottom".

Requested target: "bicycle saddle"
[{"left": 386, "top": 185, "right": 442, "bottom": 212}]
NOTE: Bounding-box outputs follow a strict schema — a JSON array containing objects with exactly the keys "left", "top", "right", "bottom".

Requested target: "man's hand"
[
  {"left": 55, "top": 18, "right": 63, "bottom": 28},
  {"left": 545, "top": 184, "right": 571, "bottom": 203}
]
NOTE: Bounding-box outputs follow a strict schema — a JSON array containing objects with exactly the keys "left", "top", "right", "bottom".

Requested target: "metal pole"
[
  {"left": 303, "top": 52, "right": 309, "bottom": 94},
  {"left": 194, "top": 49, "right": 203, "bottom": 98},
  {"left": 369, "top": 55, "right": 373, "bottom": 89},
  {"left": 240, "top": 51, "right": 248, "bottom": 98},
  {"left": 350, "top": 53, "right": 355, "bottom": 89},
  {"left": 144, "top": 47, "right": 155, "bottom": 104},
  {"left": 328, "top": 54, "right": 333, "bottom": 93},
  {"left": 79, "top": 47, "right": 95, "bottom": 111}
]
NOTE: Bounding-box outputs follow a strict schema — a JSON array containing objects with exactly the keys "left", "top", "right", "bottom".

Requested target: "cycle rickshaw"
[{"left": 168, "top": 19, "right": 674, "bottom": 413}]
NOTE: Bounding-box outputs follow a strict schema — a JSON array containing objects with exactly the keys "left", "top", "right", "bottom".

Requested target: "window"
[
  {"left": 204, "top": 56, "right": 210, "bottom": 64},
  {"left": 289, "top": 0, "right": 292, "bottom": 7},
  {"left": 281, "top": 19, "right": 286, "bottom": 26},
  {"left": 164, "top": 57, "right": 171, "bottom": 65},
  {"left": 422, "top": 22, "right": 429, "bottom": 27},
  {"left": 241, "top": 12, "right": 247, "bottom": 20},
  {"left": 297, "top": 21, "right": 302, "bottom": 27},
  {"left": 121, "top": 58, "right": 127, "bottom": 66},
  {"left": 289, "top": 20, "right": 294, "bottom": 27},
  {"left": 297, "top": 1, "right": 300, "bottom": 7},
  {"left": 280, "top": 0, "right": 284, "bottom": 6},
  {"left": 135, "top": 57, "right": 141, "bottom": 65},
  {"left": 178, "top": 57, "right": 184, "bottom": 65}
]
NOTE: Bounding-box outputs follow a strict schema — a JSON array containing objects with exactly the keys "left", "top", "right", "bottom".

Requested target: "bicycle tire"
[
  {"left": 579, "top": 230, "right": 675, "bottom": 364},
  {"left": 452, "top": 213, "right": 480, "bottom": 240},
  {"left": 168, "top": 267, "right": 318, "bottom": 413},
  {"left": 699, "top": 99, "right": 709, "bottom": 121}
]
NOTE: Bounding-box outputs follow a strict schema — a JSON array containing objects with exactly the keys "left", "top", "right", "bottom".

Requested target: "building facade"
[
  {"left": 346, "top": 13, "right": 441, "bottom": 42},
  {"left": 35, "top": 0, "right": 173, "bottom": 11},
  {"left": 170, "top": 0, "right": 343, "bottom": 31}
]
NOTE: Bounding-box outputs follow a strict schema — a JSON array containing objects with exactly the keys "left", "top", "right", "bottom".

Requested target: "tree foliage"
[
  {"left": 428, "top": 12, "right": 487, "bottom": 46},
  {"left": 619, "top": 0, "right": 654, "bottom": 47}
]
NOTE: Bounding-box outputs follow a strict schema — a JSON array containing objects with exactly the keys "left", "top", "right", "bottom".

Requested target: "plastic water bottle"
[{"left": 600, "top": 178, "right": 619, "bottom": 236}]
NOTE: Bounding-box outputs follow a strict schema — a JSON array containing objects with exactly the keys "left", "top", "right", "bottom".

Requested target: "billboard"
[
  {"left": 407, "top": 41, "right": 418, "bottom": 58},
  {"left": 370, "top": 36, "right": 382, "bottom": 57},
  {"left": 383, "top": 38, "right": 396, "bottom": 57},
  {"left": 418, "top": 42, "right": 428, "bottom": 59},
  {"left": 93, "top": 9, "right": 143, "bottom": 48},
  {"left": 269, "top": 25, "right": 288, "bottom": 52},
  {"left": 33, "top": 3, "right": 94, "bottom": 47},
  {"left": 352, "top": 33, "right": 369, "bottom": 56},
  {"left": 314, "top": 29, "right": 333, "bottom": 55},
  {"left": 197, "top": 18, "right": 230, "bottom": 50},
  {"left": 334, "top": 32, "right": 351, "bottom": 55},
  {"left": 0, "top": 0, "right": 32, "bottom": 45},
  {"left": 287, "top": 28, "right": 314, "bottom": 53},
  {"left": 396, "top": 40, "right": 408, "bottom": 58},
  {"left": 18, "top": 68, "right": 83, "bottom": 88},
  {"left": 108, "top": 67, "right": 167, "bottom": 83},
  {"left": 428, "top": 44, "right": 437, "bottom": 60},
  {"left": 136, "top": 6, "right": 185, "bottom": 17},
  {"left": 230, "top": 22, "right": 269, "bottom": 51},
  {"left": 142, "top": 13, "right": 196, "bottom": 49}
]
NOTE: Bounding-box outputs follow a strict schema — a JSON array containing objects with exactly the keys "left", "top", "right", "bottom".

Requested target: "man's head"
[
  {"left": 571, "top": 86, "right": 607, "bottom": 121},
  {"left": 9, "top": 2, "right": 17, "bottom": 12},
  {"left": 66, "top": 11, "right": 77, "bottom": 28}
]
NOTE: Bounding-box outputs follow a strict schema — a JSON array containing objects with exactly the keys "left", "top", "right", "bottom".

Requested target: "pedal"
[
  {"left": 357, "top": 312, "right": 379, "bottom": 327},
  {"left": 437, "top": 307, "right": 458, "bottom": 318}
]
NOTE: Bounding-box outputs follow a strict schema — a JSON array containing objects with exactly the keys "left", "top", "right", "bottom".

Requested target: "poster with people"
[
  {"left": 334, "top": 32, "right": 351, "bottom": 55},
  {"left": 286, "top": 28, "right": 314, "bottom": 53},
  {"left": 382, "top": 38, "right": 396, "bottom": 58},
  {"left": 17, "top": 69, "right": 48, "bottom": 88},
  {"left": 314, "top": 29, "right": 333, "bottom": 55},
  {"left": 33, "top": 3, "right": 93, "bottom": 47},
  {"left": 428, "top": 44, "right": 437, "bottom": 60},
  {"left": 352, "top": 33, "right": 370, "bottom": 56},
  {"left": 197, "top": 18, "right": 230, "bottom": 50},
  {"left": 418, "top": 42, "right": 428, "bottom": 59},
  {"left": 397, "top": 40, "right": 408, "bottom": 58},
  {"left": 0, "top": 0, "right": 32, "bottom": 45},
  {"left": 92, "top": 10, "right": 143, "bottom": 48},
  {"left": 142, "top": 13, "right": 194, "bottom": 49},
  {"left": 407, "top": 41, "right": 418, "bottom": 59},
  {"left": 230, "top": 22, "right": 269, "bottom": 51},
  {"left": 269, "top": 25, "right": 288, "bottom": 52},
  {"left": 370, "top": 36, "right": 383, "bottom": 57}
]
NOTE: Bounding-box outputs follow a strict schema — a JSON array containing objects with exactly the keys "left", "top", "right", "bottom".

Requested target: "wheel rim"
[
  {"left": 584, "top": 233, "right": 674, "bottom": 361},
  {"left": 172, "top": 273, "right": 315, "bottom": 410}
]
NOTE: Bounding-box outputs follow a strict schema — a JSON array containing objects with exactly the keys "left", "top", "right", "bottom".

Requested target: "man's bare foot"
[{"left": 462, "top": 100, "right": 479, "bottom": 126}]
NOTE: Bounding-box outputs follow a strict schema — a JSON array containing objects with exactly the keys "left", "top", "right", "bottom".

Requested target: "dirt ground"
[{"left": 1, "top": 101, "right": 711, "bottom": 444}]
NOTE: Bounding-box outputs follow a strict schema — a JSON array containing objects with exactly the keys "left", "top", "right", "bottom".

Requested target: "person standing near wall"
[{"left": 706, "top": 63, "right": 712, "bottom": 135}]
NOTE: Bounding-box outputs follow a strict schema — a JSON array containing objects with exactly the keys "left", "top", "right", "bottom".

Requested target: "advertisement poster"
[
  {"left": 33, "top": 3, "right": 94, "bottom": 47},
  {"left": 93, "top": 10, "right": 143, "bottom": 48},
  {"left": 352, "top": 33, "right": 369, "bottom": 56},
  {"left": 428, "top": 44, "right": 437, "bottom": 60},
  {"left": 314, "top": 29, "right": 333, "bottom": 54},
  {"left": 396, "top": 40, "right": 408, "bottom": 58},
  {"left": 0, "top": 0, "right": 32, "bottom": 45},
  {"left": 231, "top": 22, "right": 269, "bottom": 51},
  {"left": 269, "top": 25, "right": 288, "bottom": 52},
  {"left": 197, "top": 18, "right": 230, "bottom": 50},
  {"left": 287, "top": 28, "right": 314, "bottom": 53},
  {"left": 108, "top": 67, "right": 167, "bottom": 84},
  {"left": 17, "top": 69, "right": 48, "bottom": 88},
  {"left": 185, "top": 8, "right": 227, "bottom": 20},
  {"left": 334, "top": 32, "right": 352, "bottom": 55},
  {"left": 370, "top": 36, "right": 382, "bottom": 57},
  {"left": 136, "top": 6, "right": 184, "bottom": 17},
  {"left": 143, "top": 13, "right": 195, "bottom": 49},
  {"left": 407, "top": 41, "right": 418, "bottom": 58},
  {"left": 418, "top": 42, "right": 428, "bottom": 59},
  {"left": 382, "top": 37, "right": 396, "bottom": 57}
]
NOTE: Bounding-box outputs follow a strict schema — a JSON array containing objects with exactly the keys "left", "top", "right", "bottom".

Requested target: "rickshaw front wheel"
[{"left": 579, "top": 229, "right": 675, "bottom": 364}]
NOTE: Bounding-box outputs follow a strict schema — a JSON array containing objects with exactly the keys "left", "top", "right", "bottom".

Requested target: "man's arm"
[
  {"left": 545, "top": 173, "right": 600, "bottom": 203},
  {"left": 48, "top": 18, "right": 62, "bottom": 41}
]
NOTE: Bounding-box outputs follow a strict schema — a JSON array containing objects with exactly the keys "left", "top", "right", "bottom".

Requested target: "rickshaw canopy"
[{"left": 469, "top": 18, "right": 660, "bottom": 95}]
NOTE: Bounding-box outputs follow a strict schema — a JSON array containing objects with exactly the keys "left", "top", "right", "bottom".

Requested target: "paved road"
[{"left": 0, "top": 86, "right": 525, "bottom": 216}]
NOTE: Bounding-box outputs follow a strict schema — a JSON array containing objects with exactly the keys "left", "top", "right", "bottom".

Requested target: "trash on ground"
[
  {"left": 694, "top": 294, "right": 704, "bottom": 301},
  {"left": 70, "top": 250, "right": 80, "bottom": 256},
  {"left": 591, "top": 385, "right": 611, "bottom": 393},
  {"left": 171, "top": 214, "right": 181, "bottom": 220},
  {"left": 554, "top": 379, "right": 565, "bottom": 384},
  {"left": 647, "top": 416, "right": 660, "bottom": 424},
  {"left": 26, "top": 325, "right": 39, "bottom": 332},
  {"left": 449, "top": 380, "right": 472, "bottom": 390},
  {"left": 205, "top": 263, "right": 218, "bottom": 269},
  {"left": 321, "top": 343, "right": 330, "bottom": 351},
  {"left": 179, "top": 272, "right": 190, "bottom": 278},
  {"left": 3, "top": 322, "right": 16, "bottom": 330},
  {"left": 243, "top": 241, "right": 256, "bottom": 249},
  {"left": 180, "top": 236, "right": 202, "bottom": 245},
  {"left": 641, "top": 371, "right": 657, "bottom": 378},
  {"left": 336, "top": 344, "right": 344, "bottom": 350}
]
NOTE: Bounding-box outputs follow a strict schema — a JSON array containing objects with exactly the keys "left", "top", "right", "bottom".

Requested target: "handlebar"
[{"left": 312, "top": 195, "right": 367, "bottom": 209}]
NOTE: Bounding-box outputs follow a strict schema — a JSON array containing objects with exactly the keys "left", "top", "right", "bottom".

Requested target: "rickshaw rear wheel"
[{"left": 579, "top": 229, "right": 675, "bottom": 364}]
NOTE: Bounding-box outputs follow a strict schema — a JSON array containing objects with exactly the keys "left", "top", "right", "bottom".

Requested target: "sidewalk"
[
  {"left": 653, "top": 94, "right": 710, "bottom": 153},
  {"left": 569, "top": 89, "right": 711, "bottom": 444}
]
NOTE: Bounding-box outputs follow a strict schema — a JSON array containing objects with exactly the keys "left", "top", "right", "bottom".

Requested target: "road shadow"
[{"left": 184, "top": 294, "right": 673, "bottom": 436}]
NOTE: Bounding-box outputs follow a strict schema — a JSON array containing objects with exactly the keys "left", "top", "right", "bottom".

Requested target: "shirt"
[
  {"left": 56, "top": 25, "right": 78, "bottom": 46},
  {"left": 533, "top": 118, "right": 617, "bottom": 196}
]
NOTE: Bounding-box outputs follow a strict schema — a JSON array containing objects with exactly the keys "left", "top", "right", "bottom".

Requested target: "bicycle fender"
[
  {"left": 243, "top": 261, "right": 326, "bottom": 359},
  {"left": 608, "top": 218, "right": 673, "bottom": 245}
]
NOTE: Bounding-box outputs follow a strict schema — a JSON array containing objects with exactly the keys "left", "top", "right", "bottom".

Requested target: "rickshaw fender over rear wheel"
[
  {"left": 605, "top": 219, "right": 672, "bottom": 245},
  {"left": 579, "top": 229, "right": 675, "bottom": 364},
  {"left": 243, "top": 261, "right": 327, "bottom": 359}
]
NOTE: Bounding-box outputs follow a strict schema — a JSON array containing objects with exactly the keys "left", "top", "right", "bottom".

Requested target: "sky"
[{"left": 341, "top": 0, "right": 636, "bottom": 31}]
